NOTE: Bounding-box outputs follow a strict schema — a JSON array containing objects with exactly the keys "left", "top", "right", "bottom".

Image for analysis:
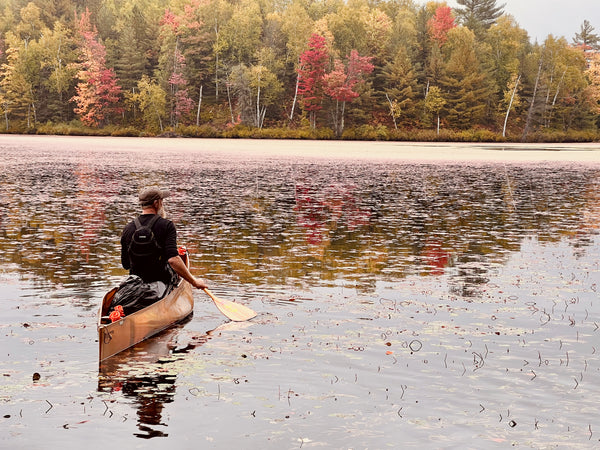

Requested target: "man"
[{"left": 115, "top": 187, "right": 207, "bottom": 313}]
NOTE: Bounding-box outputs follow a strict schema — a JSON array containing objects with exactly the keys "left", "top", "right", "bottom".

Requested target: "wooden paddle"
[{"left": 203, "top": 288, "right": 257, "bottom": 322}]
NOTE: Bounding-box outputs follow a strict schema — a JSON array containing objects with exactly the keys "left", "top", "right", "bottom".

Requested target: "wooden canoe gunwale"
[{"left": 98, "top": 255, "right": 194, "bottom": 362}]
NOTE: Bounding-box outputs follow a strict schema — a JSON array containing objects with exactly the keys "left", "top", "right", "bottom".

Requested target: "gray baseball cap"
[{"left": 139, "top": 187, "right": 171, "bottom": 206}]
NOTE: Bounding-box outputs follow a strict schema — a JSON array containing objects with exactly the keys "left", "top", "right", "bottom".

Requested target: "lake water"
[{"left": 0, "top": 136, "right": 599, "bottom": 449}]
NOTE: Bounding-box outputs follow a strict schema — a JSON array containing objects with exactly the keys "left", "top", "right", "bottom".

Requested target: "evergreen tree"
[
  {"left": 573, "top": 20, "right": 600, "bottom": 51},
  {"left": 113, "top": 25, "right": 147, "bottom": 93},
  {"left": 414, "top": 3, "right": 444, "bottom": 107},
  {"left": 440, "top": 27, "right": 490, "bottom": 129},
  {"left": 363, "top": 8, "right": 393, "bottom": 113},
  {"left": 175, "top": 5, "right": 213, "bottom": 100},
  {"left": 111, "top": 4, "right": 160, "bottom": 94},
  {"left": 455, "top": 0, "right": 504, "bottom": 35},
  {"left": 382, "top": 48, "right": 419, "bottom": 126}
]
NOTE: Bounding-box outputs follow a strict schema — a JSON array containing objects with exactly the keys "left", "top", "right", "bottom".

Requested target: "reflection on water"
[
  {"left": 0, "top": 147, "right": 598, "bottom": 299},
  {"left": 1, "top": 140, "right": 599, "bottom": 446},
  {"left": 98, "top": 318, "right": 208, "bottom": 439},
  {"left": 97, "top": 319, "right": 251, "bottom": 439}
]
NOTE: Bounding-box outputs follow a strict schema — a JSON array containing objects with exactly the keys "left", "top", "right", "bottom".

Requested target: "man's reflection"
[{"left": 97, "top": 319, "right": 216, "bottom": 439}]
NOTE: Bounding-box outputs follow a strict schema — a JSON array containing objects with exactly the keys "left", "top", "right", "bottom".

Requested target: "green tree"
[
  {"left": 167, "top": 0, "right": 217, "bottom": 104},
  {"left": 482, "top": 15, "right": 529, "bottom": 129},
  {"left": 228, "top": 63, "right": 252, "bottom": 125},
  {"left": 586, "top": 52, "right": 600, "bottom": 127},
  {"left": 455, "top": 0, "right": 504, "bottom": 37},
  {"left": 113, "top": 25, "right": 147, "bottom": 94},
  {"left": 522, "top": 37, "right": 593, "bottom": 137},
  {"left": 440, "top": 26, "right": 490, "bottom": 129},
  {"left": 389, "top": 2, "right": 419, "bottom": 64},
  {"left": 248, "top": 63, "right": 283, "bottom": 128},
  {"left": 0, "top": 31, "right": 41, "bottom": 128},
  {"left": 573, "top": 20, "right": 600, "bottom": 51},
  {"left": 110, "top": 3, "right": 161, "bottom": 94},
  {"left": 364, "top": 8, "right": 393, "bottom": 117},
  {"left": 130, "top": 74, "right": 166, "bottom": 132},
  {"left": 364, "top": 8, "right": 393, "bottom": 61},
  {"left": 484, "top": 16, "right": 528, "bottom": 94},
  {"left": 38, "top": 21, "right": 78, "bottom": 121},
  {"left": 424, "top": 84, "right": 445, "bottom": 133},
  {"left": 327, "top": 0, "right": 370, "bottom": 57},
  {"left": 0, "top": 0, "right": 15, "bottom": 36},
  {"left": 221, "top": 0, "right": 262, "bottom": 64},
  {"left": 0, "top": 2, "right": 48, "bottom": 129},
  {"left": 521, "top": 45, "right": 544, "bottom": 140},
  {"left": 33, "top": 0, "right": 83, "bottom": 28},
  {"left": 414, "top": 3, "right": 445, "bottom": 103},
  {"left": 382, "top": 48, "right": 419, "bottom": 126},
  {"left": 14, "top": 2, "right": 44, "bottom": 44},
  {"left": 199, "top": 0, "right": 234, "bottom": 101},
  {"left": 542, "top": 37, "right": 591, "bottom": 131}
]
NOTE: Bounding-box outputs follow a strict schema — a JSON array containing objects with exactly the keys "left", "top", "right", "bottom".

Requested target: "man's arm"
[{"left": 168, "top": 256, "right": 208, "bottom": 290}]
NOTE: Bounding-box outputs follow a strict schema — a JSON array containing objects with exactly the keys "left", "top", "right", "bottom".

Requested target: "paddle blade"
[{"left": 203, "top": 289, "right": 257, "bottom": 322}]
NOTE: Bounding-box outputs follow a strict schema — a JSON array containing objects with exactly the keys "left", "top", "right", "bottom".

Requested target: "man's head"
[{"left": 139, "top": 187, "right": 170, "bottom": 217}]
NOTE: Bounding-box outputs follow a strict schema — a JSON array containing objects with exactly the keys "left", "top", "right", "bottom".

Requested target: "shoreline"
[{"left": 1, "top": 134, "right": 599, "bottom": 163}]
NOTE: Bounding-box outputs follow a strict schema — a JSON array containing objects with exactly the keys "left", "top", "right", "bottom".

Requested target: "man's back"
[{"left": 121, "top": 214, "right": 179, "bottom": 283}]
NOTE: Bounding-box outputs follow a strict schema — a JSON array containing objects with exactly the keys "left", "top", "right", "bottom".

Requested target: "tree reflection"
[{"left": 0, "top": 156, "right": 598, "bottom": 298}]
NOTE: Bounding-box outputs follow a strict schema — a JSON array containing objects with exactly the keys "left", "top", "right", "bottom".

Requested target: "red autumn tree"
[
  {"left": 428, "top": 6, "right": 456, "bottom": 45},
  {"left": 160, "top": 8, "right": 181, "bottom": 33},
  {"left": 324, "top": 50, "right": 374, "bottom": 136},
  {"left": 71, "top": 9, "right": 122, "bottom": 127},
  {"left": 298, "top": 34, "right": 329, "bottom": 128},
  {"left": 169, "top": 46, "right": 194, "bottom": 126},
  {"left": 159, "top": 9, "right": 194, "bottom": 127}
]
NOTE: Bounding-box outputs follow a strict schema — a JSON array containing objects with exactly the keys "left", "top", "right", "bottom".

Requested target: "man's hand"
[{"left": 191, "top": 277, "right": 208, "bottom": 290}]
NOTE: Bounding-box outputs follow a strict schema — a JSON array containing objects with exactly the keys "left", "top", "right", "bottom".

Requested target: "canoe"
[{"left": 97, "top": 253, "right": 194, "bottom": 362}]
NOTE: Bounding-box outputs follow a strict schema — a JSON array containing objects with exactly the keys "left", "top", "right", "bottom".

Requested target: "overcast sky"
[{"left": 445, "top": 0, "right": 600, "bottom": 43}]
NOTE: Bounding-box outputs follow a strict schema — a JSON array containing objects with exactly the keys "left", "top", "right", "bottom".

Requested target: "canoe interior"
[{"left": 98, "top": 253, "right": 194, "bottom": 362}]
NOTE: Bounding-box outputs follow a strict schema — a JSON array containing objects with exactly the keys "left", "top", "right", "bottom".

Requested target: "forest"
[{"left": 1, "top": 0, "right": 599, "bottom": 142}]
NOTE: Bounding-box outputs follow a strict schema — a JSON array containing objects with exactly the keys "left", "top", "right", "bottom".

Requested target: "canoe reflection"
[{"left": 98, "top": 318, "right": 242, "bottom": 439}]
